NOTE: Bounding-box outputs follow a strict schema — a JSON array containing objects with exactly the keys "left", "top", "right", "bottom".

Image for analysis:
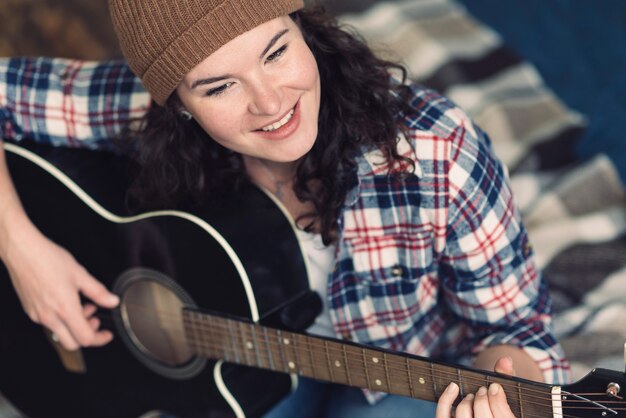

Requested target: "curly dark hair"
[{"left": 124, "top": 5, "right": 415, "bottom": 244}]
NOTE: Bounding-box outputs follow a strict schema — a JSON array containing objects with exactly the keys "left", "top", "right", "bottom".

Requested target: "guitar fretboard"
[{"left": 182, "top": 310, "right": 554, "bottom": 418}]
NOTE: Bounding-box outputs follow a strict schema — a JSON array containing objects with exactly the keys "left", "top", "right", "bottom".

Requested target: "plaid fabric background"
[{"left": 341, "top": 0, "right": 626, "bottom": 380}]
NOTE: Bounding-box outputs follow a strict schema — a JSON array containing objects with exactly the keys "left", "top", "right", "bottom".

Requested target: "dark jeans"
[{"left": 262, "top": 377, "right": 437, "bottom": 418}]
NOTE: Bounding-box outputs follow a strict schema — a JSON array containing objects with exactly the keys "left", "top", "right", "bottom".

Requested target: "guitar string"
[
  {"left": 96, "top": 308, "right": 621, "bottom": 410},
  {"left": 98, "top": 306, "right": 626, "bottom": 415},
  {"left": 197, "top": 321, "right": 620, "bottom": 418},
  {"left": 101, "top": 318, "right": 564, "bottom": 418},
  {"left": 100, "top": 306, "right": 545, "bottom": 393},
  {"left": 95, "top": 309, "right": 583, "bottom": 411},
  {"left": 59, "top": 308, "right": 589, "bottom": 418},
  {"left": 96, "top": 307, "right": 618, "bottom": 416},
  {"left": 94, "top": 318, "right": 561, "bottom": 418},
  {"left": 99, "top": 312, "right": 541, "bottom": 396},
  {"left": 97, "top": 307, "right": 553, "bottom": 401},
  {"left": 93, "top": 315, "right": 621, "bottom": 418},
  {"left": 184, "top": 331, "right": 578, "bottom": 414}
]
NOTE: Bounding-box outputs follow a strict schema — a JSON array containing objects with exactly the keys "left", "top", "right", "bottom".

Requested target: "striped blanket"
[{"left": 339, "top": 0, "right": 626, "bottom": 381}]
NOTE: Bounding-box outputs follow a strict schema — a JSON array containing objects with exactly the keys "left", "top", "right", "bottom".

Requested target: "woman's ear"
[{"left": 179, "top": 109, "right": 193, "bottom": 121}]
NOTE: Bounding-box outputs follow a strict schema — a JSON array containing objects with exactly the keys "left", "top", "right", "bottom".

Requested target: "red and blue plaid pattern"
[
  {"left": 0, "top": 58, "right": 570, "bottom": 395},
  {"left": 0, "top": 57, "right": 150, "bottom": 150},
  {"left": 332, "top": 85, "right": 570, "bottom": 396}
]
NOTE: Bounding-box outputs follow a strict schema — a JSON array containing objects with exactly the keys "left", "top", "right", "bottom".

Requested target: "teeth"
[{"left": 261, "top": 108, "right": 295, "bottom": 132}]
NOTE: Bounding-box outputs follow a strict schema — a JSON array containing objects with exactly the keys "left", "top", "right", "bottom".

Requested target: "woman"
[{"left": 0, "top": 0, "right": 569, "bottom": 416}]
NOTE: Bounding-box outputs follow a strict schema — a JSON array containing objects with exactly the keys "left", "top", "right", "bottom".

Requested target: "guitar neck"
[{"left": 183, "top": 310, "right": 556, "bottom": 417}]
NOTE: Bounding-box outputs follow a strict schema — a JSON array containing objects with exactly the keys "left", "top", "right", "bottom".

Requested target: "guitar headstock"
[{"left": 560, "top": 367, "right": 626, "bottom": 417}]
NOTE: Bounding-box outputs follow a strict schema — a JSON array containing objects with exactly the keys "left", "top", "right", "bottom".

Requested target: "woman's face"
[{"left": 176, "top": 16, "right": 321, "bottom": 164}]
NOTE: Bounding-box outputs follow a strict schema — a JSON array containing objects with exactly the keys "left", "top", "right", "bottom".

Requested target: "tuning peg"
[
  {"left": 605, "top": 343, "right": 626, "bottom": 399},
  {"left": 607, "top": 382, "right": 622, "bottom": 399}
]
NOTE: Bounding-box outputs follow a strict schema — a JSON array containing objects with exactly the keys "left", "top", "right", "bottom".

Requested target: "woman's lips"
[{"left": 255, "top": 100, "right": 301, "bottom": 140}]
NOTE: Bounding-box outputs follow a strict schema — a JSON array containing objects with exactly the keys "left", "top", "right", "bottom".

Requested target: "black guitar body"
[{"left": 0, "top": 144, "right": 310, "bottom": 418}]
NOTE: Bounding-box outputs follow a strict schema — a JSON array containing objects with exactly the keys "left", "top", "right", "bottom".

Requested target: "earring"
[{"left": 179, "top": 109, "right": 193, "bottom": 121}]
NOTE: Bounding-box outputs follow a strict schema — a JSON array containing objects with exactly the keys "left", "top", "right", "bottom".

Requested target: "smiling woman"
[
  {"left": 121, "top": 5, "right": 415, "bottom": 242},
  {"left": 176, "top": 17, "right": 321, "bottom": 167},
  {"left": 0, "top": 0, "right": 570, "bottom": 417}
]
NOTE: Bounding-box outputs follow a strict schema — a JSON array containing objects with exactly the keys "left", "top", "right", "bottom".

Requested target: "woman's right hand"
[{"left": 3, "top": 221, "right": 119, "bottom": 350}]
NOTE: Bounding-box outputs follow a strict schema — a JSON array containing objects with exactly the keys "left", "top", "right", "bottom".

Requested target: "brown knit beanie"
[{"left": 109, "top": 0, "right": 305, "bottom": 106}]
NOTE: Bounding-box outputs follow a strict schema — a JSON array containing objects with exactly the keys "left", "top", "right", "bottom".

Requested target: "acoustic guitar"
[{"left": 1, "top": 142, "right": 625, "bottom": 418}]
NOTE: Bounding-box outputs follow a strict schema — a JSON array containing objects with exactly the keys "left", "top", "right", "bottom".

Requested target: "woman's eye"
[
  {"left": 266, "top": 45, "right": 288, "bottom": 63},
  {"left": 206, "top": 82, "right": 233, "bottom": 97}
]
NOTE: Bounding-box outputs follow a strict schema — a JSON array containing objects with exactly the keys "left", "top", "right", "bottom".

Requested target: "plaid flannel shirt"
[
  {"left": 0, "top": 58, "right": 570, "bottom": 400},
  {"left": 333, "top": 87, "right": 571, "bottom": 401}
]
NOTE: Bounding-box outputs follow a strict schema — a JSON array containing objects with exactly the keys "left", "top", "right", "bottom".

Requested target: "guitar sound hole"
[
  {"left": 120, "top": 280, "right": 193, "bottom": 366},
  {"left": 114, "top": 268, "right": 206, "bottom": 379}
]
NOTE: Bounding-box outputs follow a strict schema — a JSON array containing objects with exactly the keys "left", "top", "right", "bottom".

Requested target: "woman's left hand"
[{"left": 435, "top": 357, "right": 517, "bottom": 418}]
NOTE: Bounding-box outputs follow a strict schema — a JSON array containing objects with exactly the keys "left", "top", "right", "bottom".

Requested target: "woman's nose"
[{"left": 247, "top": 79, "right": 282, "bottom": 116}]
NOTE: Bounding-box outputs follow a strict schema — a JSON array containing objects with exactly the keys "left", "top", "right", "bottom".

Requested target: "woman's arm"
[
  {"left": 0, "top": 57, "right": 151, "bottom": 349},
  {"left": 0, "top": 142, "right": 25, "bottom": 251},
  {"left": 0, "top": 140, "right": 119, "bottom": 350},
  {"left": 0, "top": 57, "right": 150, "bottom": 150}
]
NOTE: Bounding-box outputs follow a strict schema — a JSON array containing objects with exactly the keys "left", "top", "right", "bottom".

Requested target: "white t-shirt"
[{"left": 295, "top": 229, "right": 336, "bottom": 338}]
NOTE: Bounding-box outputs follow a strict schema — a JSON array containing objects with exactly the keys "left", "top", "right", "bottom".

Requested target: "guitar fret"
[
  {"left": 517, "top": 382, "right": 524, "bottom": 418},
  {"left": 276, "top": 330, "right": 289, "bottom": 372},
  {"left": 262, "top": 327, "right": 275, "bottom": 371},
  {"left": 191, "top": 313, "right": 203, "bottom": 356},
  {"left": 201, "top": 313, "right": 215, "bottom": 358},
  {"left": 195, "top": 313, "right": 204, "bottom": 354},
  {"left": 383, "top": 353, "right": 391, "bottom": 391},
  {"left": 306, "top": 335, "right": 318, "bottom": 379},
  {"left": 226, "top": 319, "right": 240, "bottom": 364},
  {"left": 182, "top": 312, "right": 196, "bottom": 354},
  {"left": 249, "top": 324, "right": 263, "bottom": 368},
  {"left": 237, "top": 321, "right": 252, "bottom": 366},
  {"left": 329, "top": 340, "right": 349, "bottom": 384},
  {"left": 292, "top": 332, "right": 301, "bottom": 374},
  {"left": 457, "top": 368, "right": 464, "bottom": 398},
  {"left": 341, "top": 345, "right": 365, "bottom": 388},
  {"left": 361, "top": 349, "right": 371, "bottom": 388},
  {"left": 219, "top": 318, "right": 232, "bottom": 361},
  {"left": 324, "top": 341, "right": 335, "bottom": 382},
  {"left": 291, "top": 333, "right": 302, "bottom": 374},
  {"left": 205, "top": 316, "right": 221, "bottom": 360},
  {"left": 285, "top": 331, "right": 298, "bottom": 373},
  {"left": 196, "top": 314, "right": 207, "bottom": 357},
  {"left": 430, "top": 363, "right": 437, "bottom": 395},
  {"left": 342, "top": 346, "right": 352, "bottom": 386},
  {"left": 188, "top": 313, "right": 197, "bottom": 355},
  {"left": 406, "top": 357, "right": 416, "bottom": 398}
]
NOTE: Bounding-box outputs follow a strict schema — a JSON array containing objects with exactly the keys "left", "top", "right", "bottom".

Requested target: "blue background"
[{"left": 458, "top": 0, "right": 626, "bottom": 182}]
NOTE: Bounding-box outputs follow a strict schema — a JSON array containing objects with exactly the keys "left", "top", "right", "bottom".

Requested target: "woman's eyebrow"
[
  {"left": 192, "top": 75, "right": 231, "bottom": 89},
  {"left": 191, "top": 28, "right": 290, "bottom": 89},
  {"left": 259, "top": 28, "right": 289, "bottom": 59}
]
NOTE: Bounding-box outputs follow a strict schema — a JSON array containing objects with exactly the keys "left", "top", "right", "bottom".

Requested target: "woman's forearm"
[{"left": 0, "top": 141, "right": 35, "bottom": 261}]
